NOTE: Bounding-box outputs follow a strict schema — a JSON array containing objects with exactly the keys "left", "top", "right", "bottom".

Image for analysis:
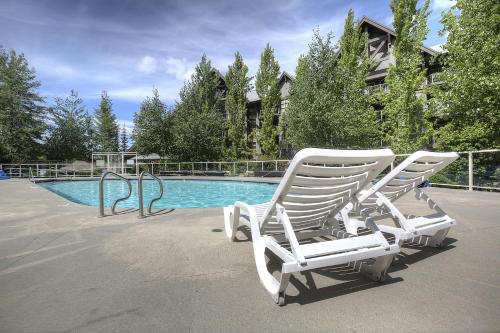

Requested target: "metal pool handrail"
[
  {"left": 29, "top": 167, "right": 35, "bottom": 182},
  {"left": 138, "top": 171, "right": 164, "bottom": 218},
  {"left": 99, "top": 171, "right": 132, "bottom": 217}
]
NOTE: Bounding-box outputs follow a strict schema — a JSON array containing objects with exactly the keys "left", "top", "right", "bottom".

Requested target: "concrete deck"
[{"left": 0, "top": 179, "right": 499, "bottom": 332}]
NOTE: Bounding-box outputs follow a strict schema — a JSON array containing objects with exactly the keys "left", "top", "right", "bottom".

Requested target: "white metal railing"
[
  {"left": 136, "top": 160, "right": 290, "bottom": 177},
  {"left": 1, "top": 149, "right": 498, "bottom": 191}
]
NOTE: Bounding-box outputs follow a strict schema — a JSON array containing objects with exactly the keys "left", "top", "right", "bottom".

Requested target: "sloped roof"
[
  {"left": 360, "top": 16, "right": 439, "bottom": 56},
  {"left": 245, "top": 71, "right": 293, "bottom": 103}
]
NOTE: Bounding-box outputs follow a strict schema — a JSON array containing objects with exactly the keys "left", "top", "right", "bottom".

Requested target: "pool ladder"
[{"left": 98, "top": 171, "right": 164, "bottom": 218}]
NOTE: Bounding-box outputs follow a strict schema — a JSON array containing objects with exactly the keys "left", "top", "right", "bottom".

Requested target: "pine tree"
[
  {"left": 45, "top": 90, "right": 94, "bottom": 160},
  {"left": 382, "top": 0, "right": 431, "bottom": 153},
  {"left": 224, "top": 52, "right": 252, "bottom": 160},
  {"left": 0, "top": 48, "right": 45, "bottom": 162},
  {"left": 255, "top": 44, "right": 281, "bottom": 158},
  {"left": 132, "top": 89, "right": 170, "bottom": 156},
  {"left": 94, "top": 91, "right": 119, "bottom": 151},
  {"left": 119, "top": 125, "right": 128, "bottom": 152},
  {"left": 431, "top": 0, "right": 500, "bottom": 151},
  {"left": 171, "top": 54, "right": 225, "bottom": 161}
]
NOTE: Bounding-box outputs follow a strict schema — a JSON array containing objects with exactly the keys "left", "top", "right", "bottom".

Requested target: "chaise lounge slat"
[{"left": 300, "top": 234, "right": 383, "bottom": 258}]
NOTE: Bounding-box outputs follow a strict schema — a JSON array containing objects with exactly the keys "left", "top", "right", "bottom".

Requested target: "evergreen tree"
[
  {"left": 431, "top": 0, "right": 500, "bottom": 151},
  {"left": 94, "top": 91, "right": 119, "bottom": 151},
  {"left": 45, "top": 90, "right": 94, "bottom": 160},
  {"left": 171, "top": 54, "right": 225, "bottom": 161},
  {"left": 0, "top": 48, "right": 45, "bottom": 162},
  {"left": 132, "top": 89, "right": 170, "bottom": 156},
  {"left": 224, "top": 52, "right": 252, "bottom": 160},
  {"left": 255, "top": 44, "right": 281, "bottom": 158},
  {"left": 119, "top": 124, "right": 128, "bottom": 152},
  {"left": 382, "top": 0, "right": 431, "bottom": 153}
]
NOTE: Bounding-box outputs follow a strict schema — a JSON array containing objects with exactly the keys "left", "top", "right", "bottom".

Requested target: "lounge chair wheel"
[{"left": 277, "top": 293, "right": 286, "bottom": 306}]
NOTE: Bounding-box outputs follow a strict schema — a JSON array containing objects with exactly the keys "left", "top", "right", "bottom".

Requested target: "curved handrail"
[
  {"left": 138, "top": 171, "right": 164, "bottom": 218},
  {"left": 99, "top": 171, "right": 132, "bottom": 217}
]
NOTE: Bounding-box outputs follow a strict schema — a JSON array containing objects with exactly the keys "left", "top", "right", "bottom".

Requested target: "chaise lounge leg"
[
  {"left": 224, "top": 206, "right": 240, "bottom": 241},
  {"left": 410, "top": 227, "right": 450, "bottom": 248},
  {"left": 331, "top": 223, "right": 394, "bottom": 282},
  {"left": 276, "top": 272, "right": 291, "bottom": 306},
  {"left": 357, "top": 254, "right": 395, "bottom": 282}
]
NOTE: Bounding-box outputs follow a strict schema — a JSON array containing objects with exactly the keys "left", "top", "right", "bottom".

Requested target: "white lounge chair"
[
  {"left": 224, "top": 148, "right": 400, "bottom": 305},
  {"left": 340, "top": 151, "right": 459, "bottom": 249}
]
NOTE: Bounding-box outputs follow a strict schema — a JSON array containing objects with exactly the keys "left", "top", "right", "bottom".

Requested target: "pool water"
[{"left": 39, "top": 179, "right": 278, "bottom": 208}]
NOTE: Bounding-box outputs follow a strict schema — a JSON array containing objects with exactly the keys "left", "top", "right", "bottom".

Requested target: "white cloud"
[
  {"left": 108, "top": 84, "right": 180, "bottom": 102},
  {"left": 433, "top": 0, "right": 456, "bottom": 10},
  {"left": 164, "top": 57, "right": 194, "bottom": 81},
  {"left": 137, "top": 55, "right": 157, "bottom": 74},
  {"left": 136, "top": 56, "right": 194, "bottom": 81}
]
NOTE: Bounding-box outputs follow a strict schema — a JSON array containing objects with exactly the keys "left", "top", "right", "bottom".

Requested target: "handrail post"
[
  {"left": 99, "top": 171, "right": 133, "bottom": 217},
  {"left": 138, "top": 171, "right": 164, "bottom": 218},
  {"left": 138, "top": 172, "right": 144, "bottom": 218},
  {"left": 99, "top": 175, "right": 105, "bottom": 217},
  {"left": 468, "top": 152, "right": 473, "bottom": 191}
]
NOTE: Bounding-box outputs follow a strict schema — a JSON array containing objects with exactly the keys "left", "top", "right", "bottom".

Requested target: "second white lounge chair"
[
  {"left": 340, "top": 151, "right": 459, "bottom": 248},
  {"left": 224, "top": 148, "right": 400, "bottom": 305}
]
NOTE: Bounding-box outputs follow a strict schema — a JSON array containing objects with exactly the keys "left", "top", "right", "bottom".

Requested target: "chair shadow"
[
  {"left": 263, "top": 249, "right": 403, "bottom": 305},
  {"left": 389, "top": 237, "right": 457, "bottom": 270},
  {"left": 233, "top": 226, "right": 252, "bottom": 242}
]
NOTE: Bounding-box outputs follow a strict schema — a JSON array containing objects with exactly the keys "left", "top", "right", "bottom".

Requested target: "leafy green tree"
[
  {"left": 382, "top": 0, "right": 431, "bottom": 153},
  {"left": 171, "top": 54, "right": 225, "bottom": 161},
  {"left": 255, "top": 43, "right": 281, "bottom": 158},
  {"left": 284, "top": 13, "right": 376, "bottom": 150},
  {"left": 132, "top": 89, "right": 171, "bottom": 156},
  {"left": 284, "top": 30, "right": 338, "bottom": 149},
  {"left": 94, "top": 91, "right": 119, "bottom": 151},
  {"left": 430, "top": 0, "right": 500, "bottom": 151},
  {"left": 0, "top": 48, "right": 45, "bottom": 162},
  {"left": 119, "top": 124, "right": 128, "bottom": 152},
  {"left": 45, "top": 90, "right": 94, "bottom": 160},
  {"left": 224, "top": 52, "right": 252, "bottom": 160},
  {"left": 335, "top": 9, "right": 378, "bottom": 148}
]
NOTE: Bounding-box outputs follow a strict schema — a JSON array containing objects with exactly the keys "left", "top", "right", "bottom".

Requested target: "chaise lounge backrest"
[
  {"left": 260, "top": 148, "right": 395, "bottom": 233},
  {"left": 356, "top": 151, "right": 459, "bottom": 208}
]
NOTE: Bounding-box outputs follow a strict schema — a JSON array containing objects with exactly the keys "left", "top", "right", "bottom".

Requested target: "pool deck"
[{"left": 0, "top": 178, "right": 499, "bottom": 332}]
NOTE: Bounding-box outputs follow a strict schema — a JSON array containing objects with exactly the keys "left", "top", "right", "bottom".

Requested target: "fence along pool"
[{"left": 1, "top": 149, "right": 498, "bottom": 191}]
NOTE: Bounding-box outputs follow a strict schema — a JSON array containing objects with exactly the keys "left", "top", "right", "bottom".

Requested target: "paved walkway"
[{"left": 0, "top": 179, "right": 499, "bottom": 332}]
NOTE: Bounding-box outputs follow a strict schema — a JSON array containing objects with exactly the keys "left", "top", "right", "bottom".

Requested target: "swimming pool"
[{"left": 39, "top": 179, "right": 278, "bottom": 208}]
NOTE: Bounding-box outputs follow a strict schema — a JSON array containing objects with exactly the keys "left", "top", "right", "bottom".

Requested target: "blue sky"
[{"left": 1, "top": 0, "right": 455, "bottom": 133}]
